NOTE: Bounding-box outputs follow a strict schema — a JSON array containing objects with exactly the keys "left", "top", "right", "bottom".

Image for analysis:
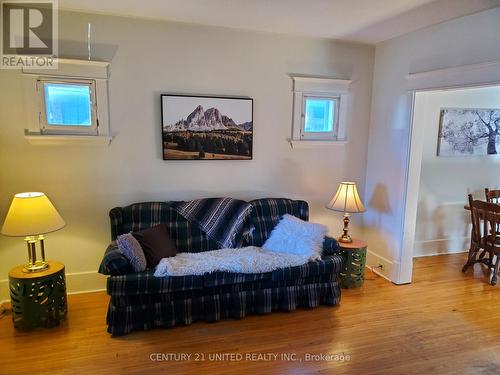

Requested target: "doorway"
[
  {"left": 398, "top": 63, "right": 500, "bottom": 284},
  {"left": 412, "top": 86, "right": 500, "bottom": 261}
]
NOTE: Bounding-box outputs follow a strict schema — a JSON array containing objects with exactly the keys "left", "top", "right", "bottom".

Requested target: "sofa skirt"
[{"left": 107, "top": 278, "right": 340, "bottom": 336}]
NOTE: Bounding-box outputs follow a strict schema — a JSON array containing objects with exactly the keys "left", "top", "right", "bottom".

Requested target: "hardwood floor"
[{"left": 1, "top": 253, "right": 499, "bottom": 375}]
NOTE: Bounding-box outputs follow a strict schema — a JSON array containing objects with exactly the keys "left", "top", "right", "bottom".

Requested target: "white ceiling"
[{"left": 60, "top": 0, "right": 500, "bottom": 44}]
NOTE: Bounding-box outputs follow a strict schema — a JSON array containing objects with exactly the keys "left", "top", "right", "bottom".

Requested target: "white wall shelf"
[
  {"left": 24, "top": 132, "right": 113, "bottom": 146},
  {"left": 22, "top": 58, "right": 110, "bottom": 79}
]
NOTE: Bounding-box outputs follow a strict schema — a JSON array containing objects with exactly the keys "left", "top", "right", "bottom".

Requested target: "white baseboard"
[
  {"left": 0, "top": 271, "right": 106, "bottom": 303},
  {"left": 365, "top": 250, "right": 394, "bottom": 282},
  {"left": 414, "top": 237, "right": 470, "bottom": 257}
]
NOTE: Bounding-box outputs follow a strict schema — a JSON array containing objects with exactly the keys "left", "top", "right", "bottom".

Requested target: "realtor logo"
[{"left": 1, "top": 0, "right": 58, "bottom": 69}]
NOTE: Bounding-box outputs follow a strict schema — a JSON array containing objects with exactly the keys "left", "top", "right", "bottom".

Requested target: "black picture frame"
[{"left": 161, "top": 94, "right": 253, "bottom": 160}]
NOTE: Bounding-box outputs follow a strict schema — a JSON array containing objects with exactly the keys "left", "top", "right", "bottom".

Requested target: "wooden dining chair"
[
  {"left": 485, "top": 189, "right": 500, "bottom": 234},
  {"left": 463, "top": 195, "right": 492, "bottom": 273},
  {"left": 485, "top": 188, "right": 500, "bottom": 204},
  {"left": 462, "top": 196, "right": 500, "bottom": 285}
]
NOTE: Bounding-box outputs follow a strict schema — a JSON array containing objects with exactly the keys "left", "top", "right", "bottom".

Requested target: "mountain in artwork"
[
  {"left": 164, "top": 105, "right": 252, "bottom": 132},
  {"left": 237, "top": 121, "right": 253, "bottom": 131}
]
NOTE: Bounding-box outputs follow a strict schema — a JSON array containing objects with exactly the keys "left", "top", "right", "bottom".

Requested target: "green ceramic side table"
[
  {"left": 339, "top": 239, "right": 367, "bottom": 288},
  {"left": 8, "top": 260, "right": 67, "bottom": 330}
]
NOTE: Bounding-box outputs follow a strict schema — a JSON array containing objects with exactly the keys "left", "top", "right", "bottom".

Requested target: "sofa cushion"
[
  {"left": 106, "top": 256, "right": 342, "bottom": 294},
  {"left": 271, "top": 255, "right": 343, "bottom": 281},
  {"left": 106, "top": 255, "right": 342, "bottom": 295},
  {"left": 132, "top": 224, "right": 178, "bottom": 267},
  {"left": 246, "top": 198, "right": 309, "bottom": 247},
  {"left": 107, "top": 270, "right": 204, "bottom": 296},
  {"left": 203, "top": 271, "right": 272, "bottom": 288}
]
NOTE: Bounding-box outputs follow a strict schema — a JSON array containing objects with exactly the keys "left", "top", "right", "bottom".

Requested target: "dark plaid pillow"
[
  {"left": 99, "top": 243, "right": 134, "bottom": 275},
  {"left": 246, "top": 198, "right": 309, "bottom": 247},
  {"left": 132, "top": 224, "right": 178, "bottom": 267}
]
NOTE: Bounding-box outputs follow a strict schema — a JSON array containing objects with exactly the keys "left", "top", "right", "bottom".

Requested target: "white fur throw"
[
  {"left": 262, "top": 214, "right": 327, "bottom": 258},
  {"left": 117, "top": 233, "right": 147, "bottom": 272},
  {"left": 154, "top": 246, "right": 317, "bottom": 277}
]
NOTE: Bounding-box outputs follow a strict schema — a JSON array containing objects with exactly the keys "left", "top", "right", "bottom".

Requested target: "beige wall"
[
  {"left": 0, "top": 11, "right": 374, "bottom": 300},
  {"left": 413, "top": 86, "right": 500, "bottom": 257},
  {"left": 364, "top": 7, "right": 500, "bottom": 283}
]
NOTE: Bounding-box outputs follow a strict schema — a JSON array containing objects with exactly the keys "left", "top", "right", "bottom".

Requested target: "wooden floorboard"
[{"left": 1, "top": 253, "right": 499, "bottom": 375}]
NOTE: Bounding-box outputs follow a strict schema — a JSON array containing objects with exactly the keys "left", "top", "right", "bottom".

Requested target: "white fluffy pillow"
[
  {"left": 262, "top": 214, "right": 327, "bottom": 259},
  {"left": 117, "top": 233, "right": 147, "bottom": 272}
]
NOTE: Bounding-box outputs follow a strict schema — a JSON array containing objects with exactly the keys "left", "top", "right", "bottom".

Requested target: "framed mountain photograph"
[{"left": 161, "top": 94, "right": 253, "bottom": 160}]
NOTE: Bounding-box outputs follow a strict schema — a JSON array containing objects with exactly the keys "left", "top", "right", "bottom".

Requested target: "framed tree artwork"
[
  {"left": 437, "top": 108, "right": 500, "bottom": 156},
  {"left": 161, "top": 94, "right": 253, "bottom": 160}
]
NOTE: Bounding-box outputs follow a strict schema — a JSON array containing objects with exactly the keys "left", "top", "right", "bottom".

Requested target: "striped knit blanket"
[{"left": 171, "top": 198, "right": 252, "bottom": 249}]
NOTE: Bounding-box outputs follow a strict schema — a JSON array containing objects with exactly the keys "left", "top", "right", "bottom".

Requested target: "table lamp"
[
  {"left": 1, "top": 192, "right": 65, "bottom": 272},
  {"left": 326, "top": 182, "right": 365, "bottom": 243}
]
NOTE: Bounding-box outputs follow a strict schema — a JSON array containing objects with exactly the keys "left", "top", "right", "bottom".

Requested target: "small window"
[
  {"left": 301, "top": 96, "right": 338, "bottom": 139},
  {"left": 291, "top": 76, "right": 350, "bottom": 144},
  {"left": 38, "top": 79, "right": 98, "bottom": 135}
]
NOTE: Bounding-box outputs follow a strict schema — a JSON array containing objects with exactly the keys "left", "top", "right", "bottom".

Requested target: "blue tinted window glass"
[
  {"left": 304, "top": 98, "right": 335, "bottom": 132},
  {"left": 44, "top": 83, "right": 92, "bottom": 126}
]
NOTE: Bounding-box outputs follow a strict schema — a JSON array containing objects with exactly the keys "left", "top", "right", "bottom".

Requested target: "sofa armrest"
[
  {"left": 322, "top": 236, "right": 340, "bottom": 256},
  {"left": 98, "top": 242, "right": 134, "bottom": 276},
  {"left": 109, "top": 207, "right": 124, "bottom": 241}
]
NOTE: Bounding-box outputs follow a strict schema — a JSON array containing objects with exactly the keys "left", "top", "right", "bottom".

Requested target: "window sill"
[
  {"left": 288, "top": 139, "right": 348, "bottom": 149},
  {"left": 24, "top": 132, "right": 113, "bottom": 146}
]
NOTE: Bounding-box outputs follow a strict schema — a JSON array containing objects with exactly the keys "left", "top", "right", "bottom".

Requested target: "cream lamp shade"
[
  {"left": 326, "top": 182, "right": 365, "bottom": 243},
  {"left": 1, "top": 192, "right": 66, "bottom": 237},
  {"left": 326, "top": 182, "right": 365, "bottom": 213}
]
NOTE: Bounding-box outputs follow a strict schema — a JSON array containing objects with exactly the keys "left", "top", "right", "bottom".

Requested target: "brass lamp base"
[
  {"left": 23, "top": 261, "right": 49, "bottom": 273},
  {"left": 338, "top": 212, "right": 353, "bottom": 243},
  {"left": 338, "top": 233, "right": 353, "bottom": 243},
  {"left": 22, "top": 235, "right": 50, "bottom": 273}
]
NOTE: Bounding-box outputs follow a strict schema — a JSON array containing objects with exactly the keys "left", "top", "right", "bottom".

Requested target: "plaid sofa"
[{"left": 100, "top": 198, "right": 342, "bottom": 336}]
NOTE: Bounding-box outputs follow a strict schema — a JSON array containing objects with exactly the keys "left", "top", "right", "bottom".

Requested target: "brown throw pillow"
[{"left": 132, "top": 224, "right": 178, "bottom": 267}]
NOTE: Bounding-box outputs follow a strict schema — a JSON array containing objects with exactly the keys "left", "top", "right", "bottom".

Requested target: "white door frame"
[{"left": 397, "top": 61, "right": 500, "bottom": 284}]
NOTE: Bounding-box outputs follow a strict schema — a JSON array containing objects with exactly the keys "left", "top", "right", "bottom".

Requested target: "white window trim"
[
  {"left": 22, "top": 58, "right": 112, "bottom": 145},
  {"left": 38, "top": 78, "right": 98, "bottom": 135},
  {"left": 290, "top": 75, "right": 351, "bottom": 145},
  {"left": 23, "top": 131, "right": 113, "bottom": 146},
  {"left": 289, "top": 139, "right": 348, "bottom": 149}
]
